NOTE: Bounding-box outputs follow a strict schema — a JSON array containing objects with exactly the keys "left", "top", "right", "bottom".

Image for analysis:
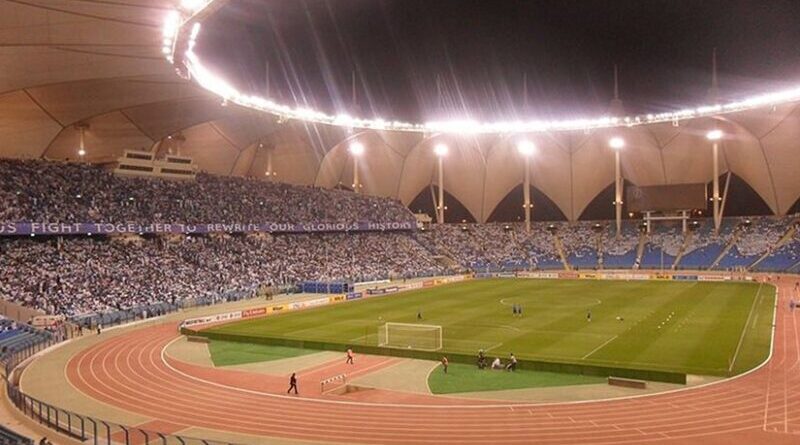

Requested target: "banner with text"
[{"left": 0, "top": 221, "right": 415, "bottom": 236}]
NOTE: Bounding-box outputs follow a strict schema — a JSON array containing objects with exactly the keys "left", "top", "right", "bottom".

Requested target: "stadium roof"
[{"left": 0, "top": 0, "right": 799, "bottom": 222}]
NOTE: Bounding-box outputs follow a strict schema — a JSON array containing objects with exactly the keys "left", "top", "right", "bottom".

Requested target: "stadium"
[{"left": 0, "top": 0, "right": 798, "bottom": 444}]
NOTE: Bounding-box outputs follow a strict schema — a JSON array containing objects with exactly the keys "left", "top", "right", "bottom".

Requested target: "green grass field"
[
  {"left": 428, "top": 363, "right": 606, "bottom": 394},
  {"left": 208, "top": 341, "right": 317, "bottom": 367},
  {"left": 208, "top": 279, "right": 775, "bottom": 376}
]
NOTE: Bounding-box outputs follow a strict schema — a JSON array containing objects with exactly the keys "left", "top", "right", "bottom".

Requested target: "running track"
[{"left": 61, "top": 280, "right": 800, "bottom": 444}]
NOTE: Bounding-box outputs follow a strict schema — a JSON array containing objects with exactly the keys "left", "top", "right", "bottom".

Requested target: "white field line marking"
[
  {"left": 525, "top": 329, "right": 609, "bottom": 338},
  {"left": 582, "top": 335, "right": 619, "bottom": 359},
  {"left": 497, "top": 325, "right": 521, "bottom": 332},
  {"left": 762, "top": 286, "right": 779, "bottom": 432},
  {"left": 483, "top": 342, "right": 504, "bottom": 352},
  {"left": 499, "top": 297, "right": 602, "bottom": 307},
  {"left": 729, "top": 283, "right": 763, "bottom": 373}
]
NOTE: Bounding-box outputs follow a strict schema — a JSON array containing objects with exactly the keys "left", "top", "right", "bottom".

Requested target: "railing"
[
  {"left": 0, "top": 276, "right": 456, "bottom": 444},
  {"left": 1, "top": 334, "right": 249, "bottom": 445},
  {"left": 1, "top": 335, "right": 58, "bottom": 380},
  {"left": 0, "top": 290, "right": 274, "bottom": 445},
  {"left": 5, "top": 380, "right": 241, "bottom": 445},
  {"left": 69, "top": 287, "right": 262, "bottom": 331},
  {"left": 0, "top": 423, "right": 32, "bottom": 445}
]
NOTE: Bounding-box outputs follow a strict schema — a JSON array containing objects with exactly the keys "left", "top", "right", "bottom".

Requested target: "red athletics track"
[{"left": 61, "top": 279, "right": 800, "bottom": 445}]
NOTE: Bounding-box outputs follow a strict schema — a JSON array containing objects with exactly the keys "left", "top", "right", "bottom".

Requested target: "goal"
[{"left": 378, "top": 322, "right": 442, "bottom": 351}]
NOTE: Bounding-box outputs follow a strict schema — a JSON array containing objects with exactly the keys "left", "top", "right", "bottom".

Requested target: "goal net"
[{"left": 378, "top": 322, "right": 442, "bottom": 351}]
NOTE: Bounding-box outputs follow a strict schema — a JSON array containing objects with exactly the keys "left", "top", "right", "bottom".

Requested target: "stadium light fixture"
[
  {"left": 609, "top": 137, "right": 625, "bottom": 150},
  {"left": 181, "top": 0, "right": 207, "bottom": 12},
  {"left": 706, "top": 129, "right": 723, "bottom": 141},
  {"left": 516, "top": 140, "right": 536, "bottom": 156},
  {"left": 348, "top": 142, "right": 365, "bottom": 156},
  {"left": 167, "top": 0, "right": 800, "bottom": 135},
  {"left": 434, "top": 144, "right": 449, "bottom": 157}
]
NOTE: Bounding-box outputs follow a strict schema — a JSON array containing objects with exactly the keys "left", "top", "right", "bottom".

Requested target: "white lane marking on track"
[{"left": 582, "top": 335, "right": 619, "bottom": 359}]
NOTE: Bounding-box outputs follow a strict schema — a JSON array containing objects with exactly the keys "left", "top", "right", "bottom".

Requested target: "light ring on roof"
[{"left": 165, "top": 1, "right": 800, "bottom": 135}]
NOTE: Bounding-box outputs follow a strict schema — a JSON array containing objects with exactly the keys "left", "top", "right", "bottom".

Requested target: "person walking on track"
[
  {"left": 287, "top": 372, "right": 298, "bottom": 394},
  {"left": 346, "top": 347, "right": 354, "bottom": 365}
]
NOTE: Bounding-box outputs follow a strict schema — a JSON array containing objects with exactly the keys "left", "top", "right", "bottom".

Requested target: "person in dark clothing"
[
  {"left": 287, "top": 372, "right": 298, "bottom": 394},
  {"left": 441, "top": 356, "right": 449, "bottom": 374},
  {"left": 346, "top": 347, "right": 354, "bottom": 365},
  {"left": 505, "top": 353, "right": 517, "bottom": 372},
  {"left": 477, "top": 349, "right": 487, "bottom": 369}
]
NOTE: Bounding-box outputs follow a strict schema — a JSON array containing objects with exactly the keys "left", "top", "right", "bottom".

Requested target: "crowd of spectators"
[
  {"left": 0, "top": 159, "right": 414, "bottom": 225},
  {"left": 0, "top": 233, "right": 446, "bottom": 317},
  {"left": 1, "top": 159, "right": 799, "bottom": 318},
  {"left": 647, "top": 224, "right": 684, "bottom": 257},
  {"left": 735, "top": 217, "right": 790, "bottom": 256},
  {"left": 558, "top": 222, "right": 599, "bottom": 262},
  {"left": 416, "top": 223, "right": 561, "bottom": 270},
  {"left": 603, "top": 222, "right": 641, "bottom": 256}
]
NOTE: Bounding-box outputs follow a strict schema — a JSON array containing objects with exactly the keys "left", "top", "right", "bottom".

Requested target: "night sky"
[{"left": 196, "top": 0, "right": 800, "bottom": 123}]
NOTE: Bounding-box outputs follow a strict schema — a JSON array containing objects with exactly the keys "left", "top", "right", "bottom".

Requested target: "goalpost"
[{"left": 378, "top": 322, "right": 443, "bottom": 351}]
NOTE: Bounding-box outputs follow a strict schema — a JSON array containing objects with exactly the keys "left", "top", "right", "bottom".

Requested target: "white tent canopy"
[{"left": 1, "top": 0, "right": 798, "bottom": 221}]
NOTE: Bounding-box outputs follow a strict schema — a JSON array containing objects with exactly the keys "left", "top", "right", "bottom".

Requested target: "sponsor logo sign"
[
  {"left": 346, "top": 292, "right": 363, "bottom": 301},
  {"left": 517, "top": 272, "right": 559, "bottom": 279},
  {"left": 181, "top": 310, "right": 243, "bottom": 328},
  {"left": 242, "top": 307, "right": 267, "bottom": 318},
  {"left": 31, "top": 315, "right": 65, "bottom": 327},
  {"left": 698, "top": 275, "right": 731, "bottom": 282}
]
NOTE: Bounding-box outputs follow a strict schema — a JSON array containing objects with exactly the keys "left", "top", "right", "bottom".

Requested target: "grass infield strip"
[
  {"left": 427, "top": 363, "right": 607, "bottom": 394},
  {"left": 208, "top": 341, "right": 317, "bottom": 367}
]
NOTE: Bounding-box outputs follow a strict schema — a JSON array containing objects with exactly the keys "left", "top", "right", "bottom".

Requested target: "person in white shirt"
[{"left": 491, "top": 357, "right": 502, "bottom": 370}]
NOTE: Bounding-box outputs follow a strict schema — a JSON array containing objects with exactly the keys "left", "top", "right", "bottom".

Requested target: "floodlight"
[
  {"left": 517, "top": 140, "right": 536, "bottom": 156},
  {"left": 349, "top": 142, "right": 365, "bottom": 156},
  {"left": 181, "top": 0, "right": 205, "bottom": 12},
  {"left": 609, "top": 137, "right": 625, "bottom": 150},
  {"left": 706, "top": 129, "right": 723, "bottom": 141},
  {"left": 434, "top": 144, "right": 448, "bottom": 157}
]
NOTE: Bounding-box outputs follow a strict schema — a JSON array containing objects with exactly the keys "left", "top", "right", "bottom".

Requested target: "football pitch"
[{"left": 207, "top": 279, "right": 775, "bottom": 376}]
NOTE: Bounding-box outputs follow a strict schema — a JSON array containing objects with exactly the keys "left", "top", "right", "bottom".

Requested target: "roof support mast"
[{"left": 708, "top": 49, "right": 724, "bottom": 234}]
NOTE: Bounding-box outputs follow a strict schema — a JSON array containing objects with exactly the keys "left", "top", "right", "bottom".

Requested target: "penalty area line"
[
  {"left": 483, "top": 342, "right": 504, "bottom": 352},
  {"left": 582, "top": 335, "right": 619, "bottom": 359}
]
